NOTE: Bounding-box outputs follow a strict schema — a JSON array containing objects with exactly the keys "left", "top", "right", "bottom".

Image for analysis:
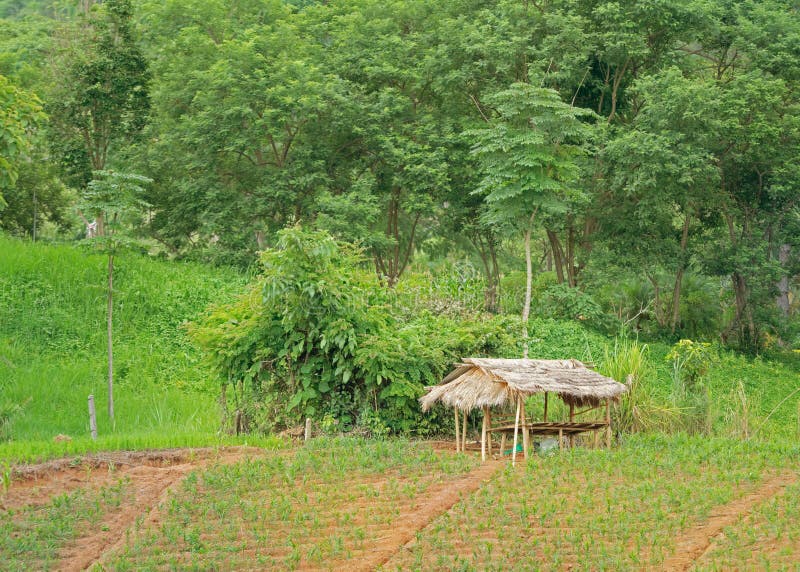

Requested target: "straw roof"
[{"left": 420, "top": 358, "right": 627, "bottom": 411}]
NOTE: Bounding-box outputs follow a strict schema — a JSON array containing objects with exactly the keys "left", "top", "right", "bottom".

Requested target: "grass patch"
[
  {"left": 0, "top": 477, "right": 131, "bottom": 571},
  {"left": 0, "top": 433, "right": 286, "bottom": 464},
  {"left": 105, "top": 438, "right": 477, "bottom": 570},
  {"left": 0, "top": 235, "right": 244, "bottom": 445},
  {"left": 385, "top": 434, "right": 800, "bottom": 571}
]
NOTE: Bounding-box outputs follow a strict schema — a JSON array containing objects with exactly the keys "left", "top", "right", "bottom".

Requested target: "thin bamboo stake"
[
  {"left": 605, "top": 400, "right": 612, "bottom": 448},
  {"left": 559, "top": 428, "right": 563, "bottom": 450},
  {"left": 481, "top": 406, "right": 488, "bottom": 462},
  {"left": 512, "top": 397, "right": 521, "bottom": 467},
  {"left": 455, "top": 409, "right": 460, "bottom": 452},
  {"left": 500, "top": 433, "right": 506, "bottom": 456}
]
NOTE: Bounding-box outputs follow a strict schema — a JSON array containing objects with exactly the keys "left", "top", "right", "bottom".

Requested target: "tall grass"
[{"left": 601, "top": 336, "right": 680, "bottom": 434}]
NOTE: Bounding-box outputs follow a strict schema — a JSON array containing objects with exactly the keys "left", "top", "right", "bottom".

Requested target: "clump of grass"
[{"left": 601, "top": 336, "right": 679, "bottom": 434}]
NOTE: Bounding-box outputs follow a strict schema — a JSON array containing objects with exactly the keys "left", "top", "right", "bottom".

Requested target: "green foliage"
[
  {"left": 0, "top": 235, "right": 245, "bottom": 443},
  {"left": 0, "top": 73, "right": 44, "bottom": 208},
  {"left": 536, "top": 282, "right": 615, "bottom": 331},
  {"left": 191, "top": 227, "right": 518, "bottom": 434},
  {"left": 666, "top": 339, "right": 719, "bottom": 434},
  {"left": 600, "top": 336, "right": 678, "bottom": 434},
  {"left": 471, "top": 82, "right": 595, "bottom": 231},
  {"left": 46, "top": 0, "right": 150, "bottom": 187}
]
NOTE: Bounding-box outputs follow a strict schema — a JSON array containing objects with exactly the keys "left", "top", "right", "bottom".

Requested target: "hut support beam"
[
  {"left": 512, "top": 397, "right": 521, "bottom": 467},
  {"left": 605, "top": 399, "right": 612, "bottom": 448},
  {"left": 481, "top": 406, "right": 488, "bottom": 461},
  {"left": 454, "top": 409, "right": 460, "bottom": 452}
]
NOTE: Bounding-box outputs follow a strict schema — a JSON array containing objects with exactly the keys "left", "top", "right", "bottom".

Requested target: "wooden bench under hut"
[{"left": 420, "top": 358, "right": 628, "bottom": 465}]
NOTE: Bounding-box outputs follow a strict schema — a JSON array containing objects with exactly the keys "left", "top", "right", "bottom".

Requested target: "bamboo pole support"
[
  {"left": 500, "top": 433, "right": 506, "bottom": 456},
  {"left": 521, "top": 400, "right": 530, "bottom": 459},
  {"left": 487, "top": 409, "right": 493, "bottom": 456},
  {"left": 605, "top": 399, "right": 612, "bottom": 448},
  {"left": 481, "top": 406, "right": 488, "bottom": 461},
  {"left": 593, "top": 428, "right": 599, "bottom": 449},
  {"left": 559, "top": 428, "right": 563, "bottom": 450},
  {"left": 543, "top": 392, "right": 548, "bottom": 422},
  {"left": 569, "top": 403, "right": 575, "bottom": 448},
  {"left": 455, "top": 409, "right": 460, "bottom": 452},
  {"left": 462, "top": 410, "right": 468, "bottom": 451},
  {"left": 512, "top": 397, "right": 521, "bottom": 467},
  {"left": 304, "top": 417, "right": 312, "bottom": 441}
]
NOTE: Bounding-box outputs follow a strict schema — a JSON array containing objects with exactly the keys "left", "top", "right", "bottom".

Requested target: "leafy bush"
[
  {"left": 537, "top": 283, "right": 617, "bottom": 332},
  {"left": 190, "top": 227, "right": 519, "bottom": 435}
]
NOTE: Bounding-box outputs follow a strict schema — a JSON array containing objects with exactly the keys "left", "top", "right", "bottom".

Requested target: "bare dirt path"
[
  {"left": 1, "top": 447, "right": 266, "bottom": 511},
  {"left": 661, "top": 470, "right": 798, "bottom": 571},
  {"left": 370, "top": 459, "right": 503, "bottom": 572}
]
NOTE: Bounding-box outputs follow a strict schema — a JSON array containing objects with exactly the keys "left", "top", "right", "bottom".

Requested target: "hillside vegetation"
[
  {"left": 0, "top": 235, "right": 245, "bottom": 455},
  {"left": 2, "top": 235, "right": 798, "bottom": 463}
]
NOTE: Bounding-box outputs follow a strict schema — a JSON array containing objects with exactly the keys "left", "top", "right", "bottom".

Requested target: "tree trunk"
[
  {"left": 522, "top": 216, "right": 535, "bottom": 359},
  {"left": 776, "top": 243, "right": 791, "bottom": 317},
  {"left": 546, "top": 229, "right": 565, "bottom": 284},
  {"left": 670, "top": 211, "right": 691, "bottom": 333},
  {"left": 647, "top": 273, "right": 667, "bottom": 328},
  {"left": 473, "top": 232, "right": 501, "bottom": 313},
  {"left": 107, "top": 253, "right": 114, "bottom": 423},
  {"left": 732, "top": 272, "right": 757, "bottom": 349}
]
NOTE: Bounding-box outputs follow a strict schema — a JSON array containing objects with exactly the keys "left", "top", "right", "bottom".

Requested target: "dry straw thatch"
[{"left": 420, "top": 358, "right": 627, "bottom": 412}]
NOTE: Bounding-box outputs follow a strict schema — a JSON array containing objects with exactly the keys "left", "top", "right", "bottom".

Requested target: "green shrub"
[{"left": 190, "top": 227, "right": 521, "bottom": 435}]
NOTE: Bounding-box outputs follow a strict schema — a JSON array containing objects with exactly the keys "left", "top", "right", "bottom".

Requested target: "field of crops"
[{"left": 1, "top": 436, "right": 798, "bottom": 571}]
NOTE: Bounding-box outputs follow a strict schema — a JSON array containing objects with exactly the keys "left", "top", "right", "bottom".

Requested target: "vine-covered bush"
[{"left": 189, "top": 227, "right": 517, "bottom": 435}]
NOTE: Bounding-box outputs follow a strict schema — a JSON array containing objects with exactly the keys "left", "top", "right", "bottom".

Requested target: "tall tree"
[
  {"left": 47, "top": 0, "right": 149, "bottom": 232},
  {"left": 80, "top": 170, "right": 152, "bottom": 423},
  {"left": 472, "top": 83, "right": 593, "bottom": 356}
]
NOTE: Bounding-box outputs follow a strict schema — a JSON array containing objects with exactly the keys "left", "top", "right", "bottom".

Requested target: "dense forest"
[{"left": 1, "top": 0, "right": 798, "bottom": 432}]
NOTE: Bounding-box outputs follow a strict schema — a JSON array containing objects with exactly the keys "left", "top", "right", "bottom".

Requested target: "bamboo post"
[
  {"left": 569, "top": 403, "right": 575, "bottom": 448},
  {"left": 487, "top": 409, "right": 493, "bottom": 456},
  {"left": 88, "top": 394, "right": 97, "bottom": 440},
  {"left": 521, "top": 399, "right": 530, "bottom": 459},
  {"left": 593, "top": 428, "right": 599, "bottom": 449},
  {"left": 605, "top": 399, "right": 612, "bottom": 448},
  {"left": 512, "top": 397, "right": 522, "bottom": 466},
  {"left": 462, "top": 410, "right": 468, "bottom": 451},
  {"left": 454, "top": 409, "right": 460, "bottom": 452},
  {"left": 543, "top": 392, "right": 548, "bottom": 422},
  {"left": 304, "top": 417, "right": 312, "bottom": 441},
  {"left": 559, "top": 428, "right": 563, "bottom": 450},
  {"left": 500, "top": 433, "right": 506, "bottom": 456},
  {"left": 481, "top": 406, "right": 488, "bottom": 461}
]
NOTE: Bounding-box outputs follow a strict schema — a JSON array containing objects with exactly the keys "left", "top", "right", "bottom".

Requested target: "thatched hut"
[{"left": 420, "top": 358, "right": 627, "bottom": 464}]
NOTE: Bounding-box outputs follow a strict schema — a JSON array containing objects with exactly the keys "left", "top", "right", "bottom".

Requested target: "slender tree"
[{"left": 471, "top": 83, "right": 593, "bottom": 357}]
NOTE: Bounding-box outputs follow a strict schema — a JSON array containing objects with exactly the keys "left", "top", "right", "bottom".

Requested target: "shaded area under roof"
[{"left": 420, "top": 358, "right": 627, "bottom": 411}]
